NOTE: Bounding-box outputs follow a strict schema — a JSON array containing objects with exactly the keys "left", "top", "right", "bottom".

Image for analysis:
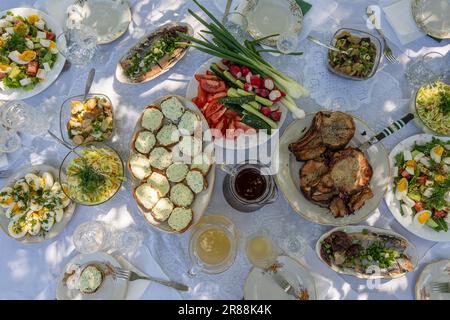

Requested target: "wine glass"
[
  {"left": 73, "top": 221, "right": 111, "bottom": 254},
  {"left": 245, "top": 228, "right": 278, "bottom": 269},
  {"left": 0, "top": 101, "right": 50, "bottom": 136},
  {"left": 223, "top": 12, "right": 248, "bottom": 44},
  {"left": 0, "top": 126, "right": 21, "bottom": 153},
  {"left": 406, "top": 51, "right": 446, "bottom": 88},
  {"left": 111, "top": 227, "right": 144, "bottom": 253},
  {"left": 276, "top": 31, "right": 299, "bottom": 65},
  {"left": 56, "top": 26, "right": 99, "bottom": 66}
]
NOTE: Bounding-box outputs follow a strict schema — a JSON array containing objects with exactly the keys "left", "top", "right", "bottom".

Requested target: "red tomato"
[
  {"left": 434, "top": 210, "right": 447, "bottom": 218},
  {"left": 199, "top": 79, "right": 226, "bottom": 93},
  {"left": 206, "top": 70, "right": 215, "bottom": 75},
  {"left": 209, "top": 107, "right": 227, "bottom": 124},
  {"left": 224, "top": 109, "right": 239, "bottom": 119},
  {"left": 195, "top": 74, "right": 221, "bottom": 81},
  {"left": 215, "top": 117, "right": 227, "bottom": 133},
  {"left": 204, "top": 101, "right": 224, "bottom": 119},
  {"left": 400, "top": 169, "right": 411, "bottom": 179},
  {"left": 207, "top": 91, "right": 227, "bottom": 102},
  {"left": 45, "top": 31, "right": 55, "bottom": 40},
  {"left": 417, "top": 175, "right": 428, "bottom": 185},
  {"left": 197, "top": 86, "right": 207, "bottom": 108},
  {"left": 414, "top": 202, "right": 424, "bottom": 212}
]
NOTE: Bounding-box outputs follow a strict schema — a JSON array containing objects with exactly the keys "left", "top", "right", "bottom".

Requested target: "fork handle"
[{"left": 131, "top": 274, "right": 190, "bottom": 292}]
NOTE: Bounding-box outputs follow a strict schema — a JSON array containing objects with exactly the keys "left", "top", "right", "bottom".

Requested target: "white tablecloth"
[{"left": 0, "top": 0, "right": 449, "bottom": 300}]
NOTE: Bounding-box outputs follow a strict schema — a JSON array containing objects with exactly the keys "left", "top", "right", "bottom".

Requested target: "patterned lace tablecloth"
[{"left": 0, "top": 0, "right": 449, "bottom": 300}]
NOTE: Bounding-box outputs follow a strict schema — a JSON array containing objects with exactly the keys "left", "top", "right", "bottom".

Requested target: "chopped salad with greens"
[
  {"left": 394, "top": 137, "right": 450, "bottom": 232},
  {"left": 0, "top": 11, "right": 58, "bottom": 91}
]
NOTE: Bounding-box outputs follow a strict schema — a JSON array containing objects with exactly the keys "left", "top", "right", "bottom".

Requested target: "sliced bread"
[
  {"left": 147, "top": 172, "right": 170, "bottom": 197},
  {"left": 134, "top": 183, "right": 159, "bottom": 211},
  {"left": 128, "top": 152, "right": 152, "bottom": 180},
  {"left": 151, "top": 198, "right": 174, "bottom": 222},
  {"left": 156, "top": 124, "right": 180, "bottom": 146},
  {"left": 166, "top": 162, "right": 189, "bottom": 183},
  {"left": 134, "top": 130, "right": 156, "bottom": 154},
  {"left": 178, "top": 110, "right": 200, "bottom": 136},
  {"left": 190, "top": 152, "right": 212, "bottom": 176},
  {"left": 178, "top": 136, "right": 202, "bottom": 158},
  {"left": 160, "top": 96, "right": 185, "bottom": 122},
  {"left": 169, "top": 183, "right": 194, "bottom": 207},
  {"left": 149, "top": 147, "right": 173, "bottom": 170},
  {"left": 185, "top": 170, "right": 207, "bottom": 194},
  {"left": 168, "top": 207, "right": 193, "bottom": 232},
  {"left": 141, "top": 106, "right": 164, "bottom": 132}
]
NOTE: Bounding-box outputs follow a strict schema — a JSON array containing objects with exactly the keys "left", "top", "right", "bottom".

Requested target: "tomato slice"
[
  {"left": 197, "top": 85, "right": 207, "bottom": 108},
  {"left": 224, "top": 109, "right": 239, "bottom": 119},
  {"left": 204, "top": 101, "right": 224, "bottom": 119},
  {"left": 207, "top": 91, "right": 227, "bottom": 102},
  {"left": 209, "top": 107, "right": 227, "bottom": 124},
  {"left": 199, "top": 79, "right": 226, "bottom": 93},
  {"left": 195, "top": 74, "right": 221, "bottom": 82},
  {"left": 26, "top": 61, "right": 39, "bottom": 76}
]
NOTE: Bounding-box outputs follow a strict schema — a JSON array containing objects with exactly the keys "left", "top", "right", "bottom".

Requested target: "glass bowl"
[
  {"left": 327, "top": 28, "right": 382, "bottom": 81},
  {"left": 59, "top": 141, "right": 124, "bottom": 206},
  {"left": 410, "top": 73, "right": 450, "bottom": 137},
  {"left": 59, "top": 93, "right": 115, "bottom": 145}
]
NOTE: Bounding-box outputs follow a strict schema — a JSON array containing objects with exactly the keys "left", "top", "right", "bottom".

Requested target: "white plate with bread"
[{"left": 128, "top": 95, "right": 215, "bottom": 233}]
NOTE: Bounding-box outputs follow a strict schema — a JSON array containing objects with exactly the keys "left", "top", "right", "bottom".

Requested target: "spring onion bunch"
[{"left": 179, "top": 0, "right": 308, "bottom": 119}]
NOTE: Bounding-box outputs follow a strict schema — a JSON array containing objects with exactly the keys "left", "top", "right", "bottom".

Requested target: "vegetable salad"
[{"left": 0, "top": 11, "right": 58, "bottom": 91}]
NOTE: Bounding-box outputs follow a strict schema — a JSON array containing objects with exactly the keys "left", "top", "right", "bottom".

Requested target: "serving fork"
[
  {"left": 113, "top": 267, "right": 190, "bottom": 292},
  {"left": 366, "top": 7, "right": 398, "bottom": 64},
  {"left": 430, "top": 282, "right": 450, "bottom": 294},
  {"left": 272, "top": 273, "right": 297, "bottom": 298}
]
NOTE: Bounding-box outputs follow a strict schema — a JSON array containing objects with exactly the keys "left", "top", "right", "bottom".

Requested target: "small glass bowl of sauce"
[{"left": 223, "top": 161, "right": 278, "bottom": 212}]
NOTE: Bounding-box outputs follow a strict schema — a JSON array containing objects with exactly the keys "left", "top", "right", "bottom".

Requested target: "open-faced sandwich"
[
  {"left": 289, "top": 111, "right": 374, "bottom": 218},
  {"left": 129, "top": 96, "right": 213, "bottom": 233},
  {"left": 118, "top": 23, "right": 192, "bottom": 83}
]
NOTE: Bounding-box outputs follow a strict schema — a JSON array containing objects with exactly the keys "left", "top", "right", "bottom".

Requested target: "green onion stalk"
[{"left": 179, "top": 0, "right": 308, "bottom": 119}]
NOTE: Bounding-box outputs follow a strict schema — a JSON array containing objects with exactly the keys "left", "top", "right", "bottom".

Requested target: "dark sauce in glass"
[{"left": 234, "top": 168, "right": 267, "bottom": 201}]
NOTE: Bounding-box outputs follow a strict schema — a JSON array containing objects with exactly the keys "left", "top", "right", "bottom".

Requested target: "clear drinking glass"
[
  {"left": 111, "top": 227, "right": 144, "bottom": 253},
  {"left": 223, "top": 12, "right": 248, "bottom": 43},
  {"left": 406, "top": 52, "right": 446, "bottom": 88},
  {"left": 73, "top": 221, "right": 111, "bottom": 254},
  {"left": 276, "top": 31, "right": 299, "bottom": 54},
  {"left": 56, "top": 26, "right": 98, "bottom": 66},
  {"left": 0, "top": 101, "right": 49, "bottom": 136},
  {"left": 278, "top": 223, "right": 307, "bottom": 260},
  {"left": 0, "top": 126, "right": 21, "bottom": 153},
  {"left": 245, "top": 228, "right": 278, "bottom": 269}
]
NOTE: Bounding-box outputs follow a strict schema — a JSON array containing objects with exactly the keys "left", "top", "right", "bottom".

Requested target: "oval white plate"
[
  {"left": 56, "top": 252, "right": 128, "bottom": 300},
  {"left": 67, "top": 0, "right": 131, "bottom": 44},
  {"left": 244, "top": 255, "right": 316, "bottom": 300},
  {"left": 275, "top": 113, "right": 390, "bottom": 226},
  {"left": 129, "top": 95, "right": 215, "bottom": 233},
  {"left": 116, "top": 22, "right": 193, "bottom": 84},
  {"left": 0, "top": 8, "right": 66, "bottom": 101},
  {"left": 185, "top": 57, "right": 287, "bottom": 150},
  {"left": 0, "top": 164, "right": 76, "bottom": 244},
  {"left": 315, "top": 225, "right": 419, "bottom": 279},
  {"left": 385, "top": 134, "right": 450, "bottom": 242}
]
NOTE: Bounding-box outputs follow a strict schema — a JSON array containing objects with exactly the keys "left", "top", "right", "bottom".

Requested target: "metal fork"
[
  {"left": 366, "top": 6, "right": 398, "bottom": 64},
  {"left": 430, "top": 282, "right": 450, "bottom": 294},
  {"left": 272, "top": 273, "right": 297, "bottom": 298},
  {"left": 113, "top": 267, "right": 190, "bottom": 292}
]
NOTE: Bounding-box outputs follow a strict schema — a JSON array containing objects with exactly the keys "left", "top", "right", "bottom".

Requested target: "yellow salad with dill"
[{"left": 65, "top": 147, "right": 124, "bottom": 205}]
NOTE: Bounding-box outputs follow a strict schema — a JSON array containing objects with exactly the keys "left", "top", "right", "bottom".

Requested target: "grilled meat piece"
[
  {"left": 329, "top": 147, "right": 373, "bottom": 194},
  {"left": 348, "top": 187, "right": 374, "bottom": 212},
  {"left": 328, "top": 231, "right": 353, "bottom": 252},
  {"left": 329, "top": 197, "right": 349, "bottom": 217},
  {"left": 320, "top": 111, "right": 355, "bottom": 150},
  {"left": 300, "top": 160, "right": 329, "bottom": 189}
]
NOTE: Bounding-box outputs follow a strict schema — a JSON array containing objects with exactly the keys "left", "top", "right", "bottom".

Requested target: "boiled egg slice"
[
  {"left": 54, "top": 208, "right": 64, "bottom": 223},
  {"left": 395, "top": 178, "right": 408, "bottom": 200},
  {"left": 0, "top": 186, "right": 14, "bottom": 208},
  {"left": 41, "top": 216, "right": 55, "bottom": 231},
  {"left": 405, "top": 160, "right": 416, "bottom": 175},
  {"left": 7, "top": 218, "right": 28, "bottom": 239},
  {"left": 42, "top": 172, "right": 54, "bottom": 190},
  {"left": 27, "top": 14, "right": 40, "bottom": 24},
  {"left": 8, "top": 50, "right": 36, "bottom": 65},
  {"left": 48, "top": 41, "right": 58, "bottom": 54},
  {"left": 25, "top": 173, "right": 42, "bottom": 190},
  {"left": 430, "top": 145, "right": 444, "bottom": 163},
  {"left": 0, "top": 63, "right": 11, "bottom": 73},
  {"left": 414, "top": 210, "right": 432, "bottom": 227}
]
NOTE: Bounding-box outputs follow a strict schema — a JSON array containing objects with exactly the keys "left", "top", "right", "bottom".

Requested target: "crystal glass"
[
  {"left": 111, "top": 227, "right": 144, "bottom": 253},
  {"left": 0, "top": 101, "right": 49, "bottom": 136},
  {"left": 276, "top": 31, "right": 299, "bottom": 54},
  {"left": 73, "top": 221, "right": 111, "bottom": 254},
  {"left": 278, "top": 224, "right": 307, "bottom": 260},
  {"left": 245, "top": 228, "right": 278, "bottom": 269},
  {"left": 56, "top": 26, "right": 98, "bottom": 66},
  {"left": 0, "top": 126, "right": 21, "bottom": 153},
  {"left": 406, "top": 52, "right": 446, "bottom": 88},
  {"left": 223, "top": 12, "right": 248, "bottom": 44}
]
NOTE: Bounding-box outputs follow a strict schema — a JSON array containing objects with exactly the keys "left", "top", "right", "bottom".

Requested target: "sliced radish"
[
  {"left": 245, "top": 72, "right": 253, "bottom": 83},
  {"left": 241, "top": 66, "right": 251, "bottom": 77},
  {"left": 263, "top": 77, "right": 275, "bottom": 90},
  {"left": 260, "top": 106, "right": 272, "bottom": 116},
  {"left": 269, "top": 90, "right": 282, "bottom": 102},
  {"left": 222, "top": 59, "right": 230, "bottom": 66},
  {"left": 243, "top": 83, "right": 253, "bottom": 92},
  {"left": 270, "top": 111, "right": 282, "bottom": 121},
  {"left": 256, "top": 88, "right": 269, "bottom": 98},
  {"left": 229, "top": 65, "right": 241, "bottom": 78},
  {"left": 250, "top": 75, "right": 262, "bottom": 88},
  {"left": 270, "top": 105, "right": 280, "bottom": 112}
]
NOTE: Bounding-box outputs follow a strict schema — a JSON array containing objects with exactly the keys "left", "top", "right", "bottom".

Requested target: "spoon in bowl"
[{"left": 307, "top": 35, "right": 350, "bottom": 55}]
